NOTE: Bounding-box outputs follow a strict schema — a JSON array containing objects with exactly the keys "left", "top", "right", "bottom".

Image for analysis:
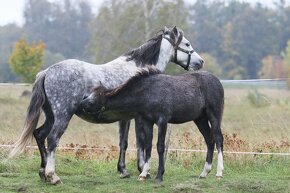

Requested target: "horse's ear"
[
  {"left": 164, "top": 26, "right": 169, "bottom": 32},
  {"left": 172, "top": 26, "right": 178, "bottom": 36}
]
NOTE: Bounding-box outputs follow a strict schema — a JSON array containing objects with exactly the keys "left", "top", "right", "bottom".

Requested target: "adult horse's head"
[
  {"left": 163, "top": 26, "right": 204, "bottom": 71},
  {"left": 125, "top": 26, "right": 203, "bottom": 71}
]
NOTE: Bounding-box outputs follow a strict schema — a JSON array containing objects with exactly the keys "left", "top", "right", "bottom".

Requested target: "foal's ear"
[{"left": 172, "top": 26, "right": 178, "bottom": 36}]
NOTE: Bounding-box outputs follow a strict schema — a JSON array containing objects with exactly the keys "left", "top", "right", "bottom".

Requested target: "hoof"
[
  {"left": 46, "top": 173, "right": 62, "bottom": 185},
  {"left": 155, "top": 178, "right": 163, "bottom": 184},
  {"left": 138, "top": 176, "right": 147, "bottom": 181},
  {"left": 146, "top": 173, "right": 151, "bottom": 179},
  {"left": 199, "top": 174, "right": 207, "bottom": 179},
  {"left": 39, "top": 168, "right": 47, "bottom": 182},
  {"left": 51, "top": 175, "right": 63, "bottom": 185},
  {"left": 120, "top": 171, "right": 130, "bottom": 179},
  {"left": 216, "top": 176, "right": 223, "bottom": 180}
]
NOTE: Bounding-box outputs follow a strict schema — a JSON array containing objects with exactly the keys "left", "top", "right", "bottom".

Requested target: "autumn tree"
[
  {"left": 258, "top": 55, "right": 285, "bottom": 78},
  {"left": 9, "top": 38, "right": 45, "bottom": 83}
]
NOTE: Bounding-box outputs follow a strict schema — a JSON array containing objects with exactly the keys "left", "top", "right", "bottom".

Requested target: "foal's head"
[{"left": 81, "top": 84, "right": 107, "bottom": 113}]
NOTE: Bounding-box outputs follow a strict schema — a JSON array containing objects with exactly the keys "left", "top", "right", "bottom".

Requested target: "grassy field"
[
  {"left": 1, "top": 150, "right": 290, "bottom": 193},
  {"left": 0, "top": 85, "right": 290, "bottom": 192}
]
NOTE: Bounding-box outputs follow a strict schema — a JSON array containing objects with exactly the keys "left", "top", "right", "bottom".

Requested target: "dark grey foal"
[{"left": 81, "top": 68, "right": 224, "bottom": 182}]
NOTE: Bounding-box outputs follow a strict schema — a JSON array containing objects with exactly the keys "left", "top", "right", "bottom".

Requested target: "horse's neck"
[
  {"left": 105, "top": 38, "right": 173, "bottom": 72},
  {"left": 155, "top": 39, "right": 173, "bottom": 72}
]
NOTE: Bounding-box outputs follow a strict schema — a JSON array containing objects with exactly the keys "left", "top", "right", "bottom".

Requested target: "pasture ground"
[
  {"left": 0, "top": 150, "right": 290, "bottom": 193},
  {"left": 0, "top": 84, "right": 290, "bottom": 192}
]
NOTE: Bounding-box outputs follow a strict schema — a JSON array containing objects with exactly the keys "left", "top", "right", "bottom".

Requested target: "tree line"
[{"left": 1, "top": 0, "right": 290, "bottom": 82}]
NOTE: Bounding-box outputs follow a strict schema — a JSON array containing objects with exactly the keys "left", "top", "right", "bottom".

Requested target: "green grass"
[{"left": 0, "top": 151, "right": 290, "bottom": 193}]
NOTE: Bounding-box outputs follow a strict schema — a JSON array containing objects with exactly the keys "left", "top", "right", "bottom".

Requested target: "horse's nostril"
[
  {"left": 200, "top": 59, "right": 204, "bottom": 65},
  {"left": 199, "top": 59, "right": 204, "bottom": 69},
  {"left": 82, "top": 95, "right": 88, "bottom": 100}
]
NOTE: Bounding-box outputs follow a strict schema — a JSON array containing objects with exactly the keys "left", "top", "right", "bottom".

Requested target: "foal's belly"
[
  {"left": 75, "top": 109, "right": 133, "bottom": 123},
  {"left": 169, "top": 107, "right": 204, "bottom": 124}
]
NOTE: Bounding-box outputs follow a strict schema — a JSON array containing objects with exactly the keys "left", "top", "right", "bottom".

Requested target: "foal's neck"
[{"left": 105, "top": 92, "right": 140, "bottom": 113}]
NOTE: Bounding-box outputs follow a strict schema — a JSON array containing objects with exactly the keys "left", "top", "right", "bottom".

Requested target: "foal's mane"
[
  {"left": 124, "top": 31, "right": 164, "bottom": 67},
  {"left": 106, "top": 67, "right": 161, "bottom": 97}
]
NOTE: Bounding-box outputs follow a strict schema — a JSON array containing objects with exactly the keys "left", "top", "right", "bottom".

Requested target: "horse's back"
[{"left": 42, "top": 59, "right": 102, "bottom": 113}]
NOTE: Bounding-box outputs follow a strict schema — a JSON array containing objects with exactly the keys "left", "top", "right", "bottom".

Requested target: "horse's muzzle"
[{"left": 193, "top": 59, "right": 204, "bottom": 71}]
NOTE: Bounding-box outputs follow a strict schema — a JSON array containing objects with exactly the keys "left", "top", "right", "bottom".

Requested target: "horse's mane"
[
  {"left": 106, "top": 67, "right": 161, "bottom": 97},
  {"left": 124, "top": 31, "right": 164, "bottom": 67}
]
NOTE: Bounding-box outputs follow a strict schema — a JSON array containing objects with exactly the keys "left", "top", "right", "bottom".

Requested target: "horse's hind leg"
[
  {"left": 117, "top": 120, "right": 130, "bottom": 178},
  {"left": 194, "top": 116, "right": 215, "bottom": 178},
  {"left": 34, "top": 120, "right": 53, "bottom": 181},
  {"left": 45, "top": 115, "right": 71, "bottom": 185},
  {"left": 33, "top": 103, "right": 54, "bottom": 181},
  {"left": 208, "top": 112, "right": 224, "bottom": 178}
]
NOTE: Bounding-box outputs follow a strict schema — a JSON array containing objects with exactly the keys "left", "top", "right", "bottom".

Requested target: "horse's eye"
[{"left": 185, "top": 43, "right": 190, "bottom": 47}]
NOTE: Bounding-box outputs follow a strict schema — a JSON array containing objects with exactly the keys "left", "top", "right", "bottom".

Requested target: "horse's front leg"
[{"left": 117, "top": 120, "right": 130, "bottom": 178}]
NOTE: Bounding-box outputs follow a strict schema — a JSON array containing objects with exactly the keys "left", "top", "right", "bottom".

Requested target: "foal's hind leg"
[
  {"left": 45, "top": 115, "right": 72, "bottom": 185},
  {"left": 208, "top": 112, "right": 224, "bottom": 178},
  {"left": 194, "top": 117, "right": 215, "bottom": 178},
  {"left": 118, "top": 120, "right": 131, "bottom": 178}
]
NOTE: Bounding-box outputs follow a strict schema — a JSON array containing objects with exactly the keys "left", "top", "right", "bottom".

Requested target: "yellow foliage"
[{"left": 8, "top": 38, "right": 45, "bottom": 83}]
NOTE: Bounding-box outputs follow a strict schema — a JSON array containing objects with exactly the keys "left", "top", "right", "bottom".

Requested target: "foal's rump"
[{"left": 191, "top": 71, "right": 224, "bottom": 118}]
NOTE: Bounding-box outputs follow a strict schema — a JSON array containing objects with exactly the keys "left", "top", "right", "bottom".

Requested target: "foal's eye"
[{"left": 185, "top": 43, "right": 190, "bottom": 47}]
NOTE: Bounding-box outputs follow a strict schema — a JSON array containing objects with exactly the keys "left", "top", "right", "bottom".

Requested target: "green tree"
[
  {"left": 9, "top": 38, "right": 45, "bottom": 83},
  {"left": 88, "top": 0, "right": 189, "bottom": 64},
  {"left": 23, "top": 0, "right": 93, "bottom": 59},
  {"left": 0, "top": 24, "right": 22, "bottom": 82},
  {"left": 200, "top": 53, "right": 223, "bottom": 78},
  {"left": 282, "top": 40, "right": 290, "bottom": 77},
  {"left": 282, "top": 40, "right": 290, "bottom": 88}
]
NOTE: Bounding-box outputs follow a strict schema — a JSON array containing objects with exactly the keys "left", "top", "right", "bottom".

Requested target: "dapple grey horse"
[{"left": 9, "top": 26, "right": 203, "bottom": 184}]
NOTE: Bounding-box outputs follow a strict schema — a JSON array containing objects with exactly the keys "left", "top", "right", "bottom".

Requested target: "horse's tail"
[{"left": 9, "top": 70, "right": 47, "bottom": 158}]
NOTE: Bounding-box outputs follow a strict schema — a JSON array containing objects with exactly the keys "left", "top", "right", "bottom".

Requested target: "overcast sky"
[{"left": 0, "top": 0, "right": 289, "bottom": 26}]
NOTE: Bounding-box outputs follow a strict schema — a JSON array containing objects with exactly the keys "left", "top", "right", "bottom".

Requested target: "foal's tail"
[{"left": 9, "top": 70, "right": 47, "bottom": 158}]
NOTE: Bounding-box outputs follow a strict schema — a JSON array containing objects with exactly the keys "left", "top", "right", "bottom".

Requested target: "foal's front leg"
[
  {"left": 156, "top": 119, "right": 168, "bottom": 183},
  {"left": 135, "top": 118, "right": 145, "bottom": 173},
  {"left": 136, "top": 118, "right": 154, "bottom": 181},
  {"left": 117, "top": 120, "right": 131, "bottom": 178}
]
